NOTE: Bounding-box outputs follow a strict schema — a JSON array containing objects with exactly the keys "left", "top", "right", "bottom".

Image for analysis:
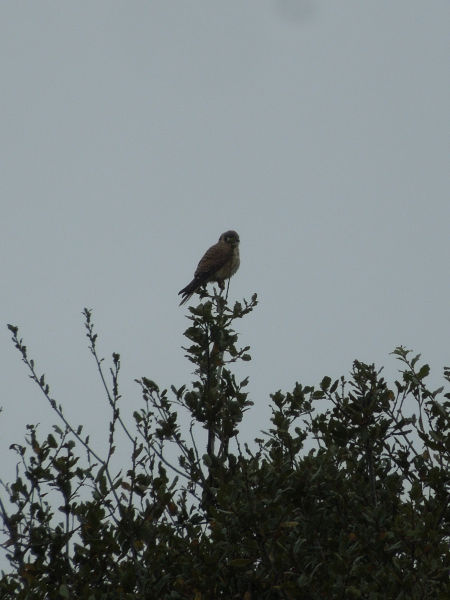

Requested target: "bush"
[{"left": 1, "top": 291, "right": 449, "bottom": 599}]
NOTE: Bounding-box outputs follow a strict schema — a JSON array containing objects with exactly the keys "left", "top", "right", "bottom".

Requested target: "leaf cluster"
[{"left": 1, "top": 292, "right": 448, "bottom": 599}]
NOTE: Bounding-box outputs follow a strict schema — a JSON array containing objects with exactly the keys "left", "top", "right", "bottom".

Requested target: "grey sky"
[{"left": 1, "top": 0, "right": 449, "bottom": 514}]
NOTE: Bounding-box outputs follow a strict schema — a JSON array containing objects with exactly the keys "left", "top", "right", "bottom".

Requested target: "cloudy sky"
[{"left": 1, "top": 0, "right": 449, "bottom": 517}]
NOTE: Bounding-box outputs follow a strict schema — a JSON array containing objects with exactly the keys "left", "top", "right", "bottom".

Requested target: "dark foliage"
[{"left": 1, "top": 291, "right": 449, "bottom": 599}]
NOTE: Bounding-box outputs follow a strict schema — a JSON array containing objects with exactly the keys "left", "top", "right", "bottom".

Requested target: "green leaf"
[
  {"left": 58, "top": 584, "right": 70, "bottom": 598},
  {"left": 47, "top": 434, "right": 57, "bottom": 448},
  {"left": 229, "top": 558, "right": 253, "bottom": 568},
  {"left": 418, "top": 364, "right": 430, "bottom": 379},
  {"left": 320, "top": 376, "right": 331, "bottom": 391},
  {"left": 330, "top": 379, "right": 339, "bottom": 394},
  {"left": 7, "top": 324, "right": 18, "bottom": 336},
  {"left": 142, "top": 377, "right": 159, "bottom": 392}
]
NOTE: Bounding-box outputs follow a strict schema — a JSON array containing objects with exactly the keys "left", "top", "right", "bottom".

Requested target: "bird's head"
[{"left": 220, "top": 230, "right": 240, "bottom": 247}]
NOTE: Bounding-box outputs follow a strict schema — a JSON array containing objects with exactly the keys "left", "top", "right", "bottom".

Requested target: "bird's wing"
[{"left": 194, "top": 241, "right": 232, "bottom": 281}]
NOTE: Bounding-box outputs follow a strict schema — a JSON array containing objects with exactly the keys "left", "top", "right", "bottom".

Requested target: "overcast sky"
[{"left": 1, "top": 0, "right": 449, "bottom": 531}]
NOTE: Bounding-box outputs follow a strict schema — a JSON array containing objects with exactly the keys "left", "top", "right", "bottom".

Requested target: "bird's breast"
[{"left": 214, "top": 246, "right": 240, "bottom": 280}]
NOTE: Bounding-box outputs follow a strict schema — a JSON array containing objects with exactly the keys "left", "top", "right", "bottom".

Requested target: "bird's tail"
[{"left": 178, "top": 279, "right": 197, "bottom": 306}]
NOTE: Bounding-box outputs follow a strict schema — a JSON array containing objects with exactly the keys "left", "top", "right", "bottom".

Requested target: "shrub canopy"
[{"left": 1, "top": 292, "right": 449, "bottom": 599}]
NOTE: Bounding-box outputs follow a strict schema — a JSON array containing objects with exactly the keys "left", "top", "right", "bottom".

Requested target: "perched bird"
[{"left": 178, "top": 230, "right": 240, "bottom": 306}]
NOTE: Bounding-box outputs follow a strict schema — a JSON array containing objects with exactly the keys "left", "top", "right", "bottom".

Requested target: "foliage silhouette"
[{"left": 1, "top": 290, "right": 449, "bottom": 599}]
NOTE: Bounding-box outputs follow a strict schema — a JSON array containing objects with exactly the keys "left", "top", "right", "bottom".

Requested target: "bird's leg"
[
  {"left": 213, "top": 280, "right": 226, "bottom": 304},
  {"left": 224, "top": 278, "right": 231, "bottom": 302}
]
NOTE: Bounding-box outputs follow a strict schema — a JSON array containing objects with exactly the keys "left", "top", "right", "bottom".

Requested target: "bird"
[{"left": 178, "top": 230, "right": 240, "bottom": 306}]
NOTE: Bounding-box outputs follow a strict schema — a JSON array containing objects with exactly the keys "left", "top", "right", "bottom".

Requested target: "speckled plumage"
[{"left": 178, "top": 230, "right": 240, "bottom": 306}]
